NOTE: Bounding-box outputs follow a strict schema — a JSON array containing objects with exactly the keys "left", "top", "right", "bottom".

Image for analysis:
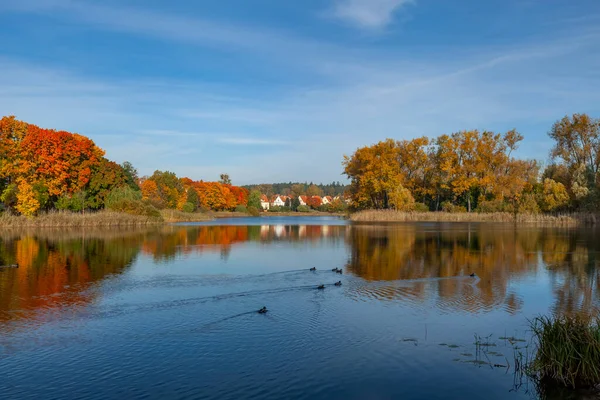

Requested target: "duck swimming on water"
[
  {"left": 334, "top": 281, "right": 342, "bottom": 286},
  {"left": 317, "top": 284, "right": 325, "bottom": 290},
  {"left": 310, "top": 267, "right": 316, "bottom": 271},
  {"left": 336, "top": 269, "right": 342, "bottom": 274},
  {"left": 258, "top": 306, "right": 268, "bottom": 314},
  {"left": 469, "top": 273, "right": 476, "bottom": 277}
]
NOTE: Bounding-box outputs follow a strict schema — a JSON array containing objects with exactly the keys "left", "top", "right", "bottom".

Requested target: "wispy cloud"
[
  {"left": 217, "top": 138, "right": 290, "bottom": 146},
  {"left": 331, "top": 0, "right": 413, "bottom": 30}
]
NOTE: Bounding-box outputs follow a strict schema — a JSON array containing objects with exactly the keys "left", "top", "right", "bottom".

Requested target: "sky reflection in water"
[{"left": 0, "top": 217, "right": 599, "bottom": 399}]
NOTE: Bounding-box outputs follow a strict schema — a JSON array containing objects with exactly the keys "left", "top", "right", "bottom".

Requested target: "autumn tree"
[
  {"left": 343, "top": 139, "right": 403, "bottom": 209},
  {"left": 306, "top": 184, "right": 324, "bottom": 197},
  {"left": 539, "top": 178, "right": 570, "bottom": 212},
  {"left": 549, "top": 113, "right": 600, "bottom": 208}
]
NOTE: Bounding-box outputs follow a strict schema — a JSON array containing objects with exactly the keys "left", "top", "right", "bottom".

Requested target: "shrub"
[
  {"left": 441, "top": 201, "right": 467, "bottom": 213},
  {"left": 105, "top": 186, "right": 142, "bottom": 209},
  {"left": 247, "top": 206, "right": 260, "bottom": 217},
  {"left": 106, "top": 197, "right": 161, "bottom": 218},
  {"left": 476, "top": 199, "right": 508, "bottom": 213},
  {"left": 182, "top": 202, "right": 195, "bottom": 213},
  {"left": 412, "top": 202, "right": 429, "bottom": 212},
  {"left": 297, "top": 205, "right": 310, "bottom": 212},
  {"left": 519, "top": 193, "right": 540, "bottom": 214},
  {"left": 530, "top": 315, "right": 600, "bottom": 389},
  {"left": 235, "top": 205, "right": 248, "bottom": 213}
]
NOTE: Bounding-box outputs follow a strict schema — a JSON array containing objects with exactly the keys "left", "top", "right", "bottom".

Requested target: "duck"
[
  {"left": 310, "top": 267, "right": 316, "bottom": 271},
  {"left": 334, "top": 281, "right": 342, "bottom": 286},
  {"left": 258, "top": 306, "right": 268, "bottom": 314},
  {"left": 317, "top": 284, "right": 325, "bottom": 290},
  {"left": 469, "top": 273, "right": 476, "bottom": 277},
  {"left": 331, "top": 268, "right": 338, "bottom": 272},
  {"left": 336, "top": 269, "right": 343, "bottom": 274}
]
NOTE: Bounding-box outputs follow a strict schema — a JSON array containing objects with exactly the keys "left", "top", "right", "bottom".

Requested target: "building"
[{"left": 260, "top": 195, "right": 270, "bottom": 210}]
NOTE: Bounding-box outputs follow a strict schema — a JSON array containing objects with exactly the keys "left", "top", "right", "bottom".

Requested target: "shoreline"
[
  {"left": 0, "top": 210, "right": 347, "bottom": 228},
  {"left": 349, "top": 210, "right": 599, "bottom": 226}
]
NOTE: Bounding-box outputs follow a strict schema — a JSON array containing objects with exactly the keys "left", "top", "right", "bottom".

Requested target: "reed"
[
  {"left": 350, "top": 210, "right": 598, "bottom": 226},
  {"left": 529, "top": 315, "right": 600, "bottom": 389},
  {"left": 160, "top": 209, "right": 213, "bottom": 222},
  {"left": 0, "top": 210, "right": 163, "bottom": 227}
]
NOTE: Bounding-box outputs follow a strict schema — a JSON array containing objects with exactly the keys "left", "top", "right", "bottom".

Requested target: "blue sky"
[{"left": 1, "top": 0, "right": 599, "bottom": 185}]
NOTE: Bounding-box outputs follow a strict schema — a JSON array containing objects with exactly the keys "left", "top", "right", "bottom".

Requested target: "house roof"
[
  {"left": 260, "top": 195, "right": 269, "bottom": 202},
  {"left": 324, "top": 196, "right": 333, "bottom": 201}
]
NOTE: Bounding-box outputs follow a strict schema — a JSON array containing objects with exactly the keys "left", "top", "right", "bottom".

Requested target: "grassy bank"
[
  {"left": 160, "top": 209, "right": 213, "bottom": 222},
  {"left": 0, "top": 209, "right": 216, "bottom": 227},
  {"left": 529, "top": 315, "right": 600, "bottom": 389},
  {"left": 350, "top": 210, "right": 598, "bottom": 226},
  {"left": 0, "top": 210, "right": 164, "bottom": 227}
]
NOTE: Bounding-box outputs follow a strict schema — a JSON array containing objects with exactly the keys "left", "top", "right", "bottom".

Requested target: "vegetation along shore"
[{"left": 1, "top": 113, "right": 598, "bottom": 225}]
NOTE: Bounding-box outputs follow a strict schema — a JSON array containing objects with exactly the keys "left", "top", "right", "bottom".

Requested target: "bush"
[
  {"left": 519, "top": 193, "right": 540, "bottom": 214},
  {"left": 412, "top": 202, "right": 429, "bottom": 212},
  {"left": 106, "top": 198, "right": 161, "bottom": 218},
  {"left": 247, "top": 206, "right": 260, "bottom": 217},
  {"left": 297, "top": 205, "right": 310, "bottom": 212},
  {"left": 182, "top": 202, "right": 195, "bottom": 213},
  {"left": 530, "top": 315, "right": 600, "bottom": 389},
  {"left": 441, "top": 202, "right": 467, "bottom": 213},
  {"left": 476, "top": 199, "right": 508, "bottom": 213},
  {"left": 235, "top": 205, "right": 248, "bottom": 213},
  {"left": 105, "top": 186, "right": 142, "bottom": 209}
]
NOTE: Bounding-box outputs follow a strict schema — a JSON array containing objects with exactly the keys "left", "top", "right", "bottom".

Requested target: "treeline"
[
  {"left": 244, "top": 182, "right": 348, "bottom": 197},
  {"left": 343, "top": 113, "right": 600, "bottom": 213},
  {"left": 0, "top": 116, "right": 250, "bottom": 217}
]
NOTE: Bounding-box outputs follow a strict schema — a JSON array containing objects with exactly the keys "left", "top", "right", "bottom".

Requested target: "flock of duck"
[{"left": 257, "top": 267, "right": 343, "bottom": 314}]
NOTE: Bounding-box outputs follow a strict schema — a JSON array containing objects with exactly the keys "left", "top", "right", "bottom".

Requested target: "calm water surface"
[{"left": 1, "top": 217, "right": 599, "bottom": 399}]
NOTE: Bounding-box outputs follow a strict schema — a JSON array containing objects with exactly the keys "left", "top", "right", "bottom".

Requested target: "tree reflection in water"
[{"left": 1, "top": 223, "right": 598, "bottom": 331}]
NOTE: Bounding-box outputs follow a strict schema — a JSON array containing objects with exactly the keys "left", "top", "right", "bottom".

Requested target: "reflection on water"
[{"left": 1, "top": 220, "right": 600, "bottom": 400}]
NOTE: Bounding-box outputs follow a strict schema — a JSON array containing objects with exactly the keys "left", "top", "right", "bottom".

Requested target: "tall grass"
[
  {"left": 0, "top": 210, "right": 163, "bottom": 227},
  {"left": 160, "top": 209, "right": 213, "bottom": 222},
  {"left": 350, "top": 210, "right": 598, "bottom": 226},
  {"left": 529, "top": 315, "right": 600, "bottom": 388}
]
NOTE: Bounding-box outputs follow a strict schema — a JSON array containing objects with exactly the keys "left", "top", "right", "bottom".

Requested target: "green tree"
[
  {"left": 219, "top": 173, "right": 232, "bottom": 185},
  {"left": 247, "top": 190, "right": 262, "bottom": 210},
  {"left": 291, "top": 196, "right": 300, "bottom": 211}
]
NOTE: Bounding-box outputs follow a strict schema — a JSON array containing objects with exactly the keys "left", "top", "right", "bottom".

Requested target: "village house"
[
  {"left": 271, "top": 195, "right": 287, "bottom": 207},
  {"left": 299, "top": 195, "right": 308, "bottom": 206},
  {"left": 322, "top": 196, "right": 332, "bottom": 205},
  {"left": 260, "top": 195, "right": 270, "bottom": 210}
]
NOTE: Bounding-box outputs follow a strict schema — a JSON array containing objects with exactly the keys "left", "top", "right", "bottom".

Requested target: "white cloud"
[{"left": 331, "top": 0, "right": 413, "bottom": 29}]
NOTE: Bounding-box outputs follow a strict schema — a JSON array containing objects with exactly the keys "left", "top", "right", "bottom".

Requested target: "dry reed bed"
[
  {"left": 160, "top": 209, "right": 213, "bottom": 222},
  {"left": 0, "top": 210, "right": 163, "bottom": 227},
  {"left": 350, "top": 210, "right": 598, "bottom": 226}
]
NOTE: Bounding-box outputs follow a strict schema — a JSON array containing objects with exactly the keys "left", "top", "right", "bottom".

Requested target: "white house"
[
  {"left": 271, "top": 195, "right": 286, "bottom": 207},
  {"left": 260, "top": 195, "right": 270, "bottom": 210},
  {"left": 299, "top": 196, "right": 308, "bottom": 206},
  {"left": 322, "top": 196, "right": 333, "bottom": 205}
]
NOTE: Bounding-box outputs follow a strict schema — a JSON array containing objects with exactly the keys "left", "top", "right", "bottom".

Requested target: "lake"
[{"left": 1, "top": 217, "right": 599, "bottom": 399}]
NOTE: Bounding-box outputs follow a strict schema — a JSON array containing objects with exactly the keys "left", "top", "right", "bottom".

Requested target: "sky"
[{"left": 1, "top": 0, "right": 599, "bottom": 185}]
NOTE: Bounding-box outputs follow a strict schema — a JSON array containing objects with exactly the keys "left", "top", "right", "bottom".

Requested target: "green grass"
[{"left": 530, "top": 315, "right": 600, "bottom": 388}]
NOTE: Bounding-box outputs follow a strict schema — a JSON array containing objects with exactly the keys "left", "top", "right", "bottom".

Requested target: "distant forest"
[{"left": 243, "top": 182, "right": 349, "bottom": 197}]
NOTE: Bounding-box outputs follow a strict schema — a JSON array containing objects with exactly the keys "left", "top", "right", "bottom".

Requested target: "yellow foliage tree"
[
  {"left": 539, "top": 178, "right": 570, "bottom": 212},
  {"left": 15, "top": 180, "right": 40, "bottom": 216}
]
